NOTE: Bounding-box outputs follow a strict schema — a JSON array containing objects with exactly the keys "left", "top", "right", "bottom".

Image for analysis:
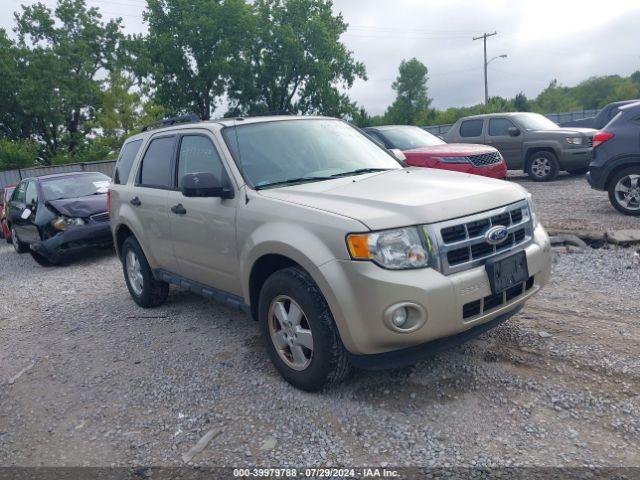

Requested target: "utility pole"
[{"left": 473, "top": 31, "right": 497, "bottom": 105}]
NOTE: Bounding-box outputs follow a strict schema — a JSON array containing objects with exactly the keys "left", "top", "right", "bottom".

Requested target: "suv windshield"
[
  {"left": 41, "top": 173, "right": 111, "bottom": 201},
  {"left": 380, "top": 126, "right": 445, "bottom": 150},
  {"left": 223, "top": 119, "right": 401, "bottom": 189},
  {"left": 515, "top": 113, "right": 559, "bottom": 131}
]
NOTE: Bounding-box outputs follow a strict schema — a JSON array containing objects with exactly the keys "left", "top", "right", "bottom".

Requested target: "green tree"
[
  {"left": 133, "top": 0, "right": 252, "bottom": 120},
  {"left": 0, "top": 138, "right": 39, "bottom": 170},
  {"left": 227, "top": 0, "right": 366, "bottom": 117},
  {"left": 532, "top": 79, "right": 580, "bottom": 113},
  {"left": 513, "top": 92, "right": 530, "bottom": 112},
  {"left": 384, "top": 58, "right": 432, "bottom": 125},
  {"left": 13, "top": 0, "right": 123, "bottom": 159},
  {"left": 0, "top": 31, "right": 32, "bottom": 140}
]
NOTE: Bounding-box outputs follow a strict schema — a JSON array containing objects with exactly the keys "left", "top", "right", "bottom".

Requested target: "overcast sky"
[{"left": 3, "top": 0, "right": 640, "bottom": 115}]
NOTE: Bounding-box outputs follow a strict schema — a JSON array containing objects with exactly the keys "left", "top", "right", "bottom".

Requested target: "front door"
[
  {"left": 486, "top": 118, "right": 524, "bottom": 168},
  {"left": 9, "top": 181, "right": 31, "bottom": 241},
  {"left": 167, "top": 132, "right": 239, "bottom": 296}
]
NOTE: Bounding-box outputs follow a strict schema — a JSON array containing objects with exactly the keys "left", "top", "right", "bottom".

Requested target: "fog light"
[{"left": 391, "top": 307, "right": 408, "bottom": 328}]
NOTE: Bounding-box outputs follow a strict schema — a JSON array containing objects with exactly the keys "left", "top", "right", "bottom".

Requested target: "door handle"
[
  {"left": 171, "top": 203, "right": 187, "bottom": 215},
  {"left": 130, "top": 197, "right": 141, "bottom": 206}
]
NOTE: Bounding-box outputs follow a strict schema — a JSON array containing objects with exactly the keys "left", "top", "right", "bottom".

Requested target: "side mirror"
[
  {"left": 389, "top": 148, "right": 407, "bottom": 161},
  {"left": 21, "top": 208, "right": 32, "bottom": 220},
  {"left": 508, "top": 127, "right": 521, "bottom": 137},
  {"left": 181, "top": 172, "right": 234, "bottom": 199}
]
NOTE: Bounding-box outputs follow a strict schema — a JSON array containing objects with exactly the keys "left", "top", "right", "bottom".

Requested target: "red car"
[
  {"left": 363, "top": 125, "right": 507, "bottom": 179},
  {"left": 1, "top": 184, "right": 16, "bottom": 241}
]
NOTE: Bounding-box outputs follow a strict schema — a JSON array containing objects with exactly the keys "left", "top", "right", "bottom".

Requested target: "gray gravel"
[
  {"left": 509, "top": 171, "right": 639, "bottom": 232},
  {"left": 1, "top": 173, "right": 639, "bottom": 468}
]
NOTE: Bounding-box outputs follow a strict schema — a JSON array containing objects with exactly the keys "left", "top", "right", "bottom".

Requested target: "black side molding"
[
  {"left": 348, "top": 305, "right": 523, "bottom": 371},
  {"left": 154, "top": 269, "right": 250, "bottom": 313}
]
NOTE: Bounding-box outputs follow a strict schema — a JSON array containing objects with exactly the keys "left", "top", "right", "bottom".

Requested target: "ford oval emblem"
[{"left": 485, "top": 225, "right": 509, "bottom": 245}]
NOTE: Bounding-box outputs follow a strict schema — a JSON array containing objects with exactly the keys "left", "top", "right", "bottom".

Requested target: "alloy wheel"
[
  {"left": 530, "top": 157, "right": 551, "bottom": 178},
  {"left": 614, "top": 174, "right": 640, "bottom": 211},
  {"left": 126, "top": 249, "right": 144, "bottom": 296},
  {"left": 268, "top": 295, "right": 314, "bottom": 371},
  {"left": 11, "top": 227, "right": 20, "bottom": 252}
]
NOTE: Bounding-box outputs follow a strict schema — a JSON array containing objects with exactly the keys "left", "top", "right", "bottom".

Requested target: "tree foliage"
[
  {"left": 227, "top": 0, "right": 366, "bottom": 117},
  {"left": 384, "top": 58, "right": 432, "bottom": 125}
]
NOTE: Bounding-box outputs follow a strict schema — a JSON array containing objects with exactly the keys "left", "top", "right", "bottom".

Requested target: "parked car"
[
  {"left": 363, "top": 125, "right": 506, "bottom": 179},
  {"left": 7, "top": 172, "right": 113, "bottom": 265},
  {"left": 1, "top": 184, "right": 16, "bottom": 241},
  {"left": 443, "top": 112, "right": 597, "bottom": 181},
  {"left": 560, "top": 100, "right": 640, "bottom": 129},
  {"left": 110, "top": 114, "right": 551, "bottom": 391},
  {"left": 587, "top": 101, "right": 640, "bottom": 216}
]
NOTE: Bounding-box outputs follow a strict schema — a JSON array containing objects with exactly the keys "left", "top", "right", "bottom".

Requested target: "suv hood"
[
  {"left": 405, "top": 143, "right": 497, "bottom": 155},
  {"left": 532, "top": 127, "right": 597, "bottom": 135},
  {"left": 46, "top": 194, "right": 107, "bottom": 218},
  {"left": 258, "top": 168, "right": 526, "bottom": 230}
]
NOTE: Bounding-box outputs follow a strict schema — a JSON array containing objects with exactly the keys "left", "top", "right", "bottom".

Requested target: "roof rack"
[
  {"left": 140, "top": 113, "right": 201, "bottom": 132},
  {"left": 250, "top": 110, "right": 292, "bottom": 117}
]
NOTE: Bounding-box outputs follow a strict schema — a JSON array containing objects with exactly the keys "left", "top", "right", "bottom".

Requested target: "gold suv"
[{"left": 109, "top": 115, "right": 551, "bottom": 391}]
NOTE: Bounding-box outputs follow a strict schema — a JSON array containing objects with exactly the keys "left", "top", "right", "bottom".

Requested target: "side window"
[
  {"left": 114, "top": 139, "right": 143, "bottom": 185},
  {"left": 460, "top": 119, "right": 484, "bottom": 138},
  {"left": 177, "top": 135, "right": 224, "bottom": 189},
  {"left": 138, "top": 136, "right": 176, "bottom": 188},
  {"left": 25, "top": 181, "right": 38, "bottom": 206},
  {"left": 488, "top": 118, "right": 516, "bottom": 136},
  {"left": 13, "top": 182, "right": 27, "bottom": 203}
]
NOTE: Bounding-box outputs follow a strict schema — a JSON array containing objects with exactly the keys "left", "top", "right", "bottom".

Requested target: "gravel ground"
[
  {"left": 509, "top": 171, "right": 639, "bottom": 232},
  {"left": 1, "top": 175, "right": 639, "bottom": 469}
]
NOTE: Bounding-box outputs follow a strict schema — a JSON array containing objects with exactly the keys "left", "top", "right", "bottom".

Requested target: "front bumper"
[
  {"left": 317, "top": 224, "right": 551, "bottom": 356},
  {"left": 559, "top": 147, "right": 592, "bottom": 169},
  {"left": 30, "top": 222, "right": 113, "bottom": 262}
]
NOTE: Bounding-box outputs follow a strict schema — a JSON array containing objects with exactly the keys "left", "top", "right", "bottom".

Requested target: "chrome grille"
[
  {"left": 467, "top": 151, "right": 503, "bottom": 167},
  {"left": 90, "top": 211, "right": 110, "bottom": 223},
  {"left": 428, "top": 200, "right": 533, "bottom": 275}
]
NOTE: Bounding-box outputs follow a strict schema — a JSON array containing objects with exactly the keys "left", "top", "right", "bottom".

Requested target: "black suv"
[{"left": 587, "top": 101, "right": 640, "bottom": 216}]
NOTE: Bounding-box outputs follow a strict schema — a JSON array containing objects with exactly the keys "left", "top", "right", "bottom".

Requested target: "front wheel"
[
  {"left": 11, "top": 227, "right": 29, "bottom": 253},
  {"left": 526, "top": 152, "right": 559, "bottom": 182},
  {"left": 608, "top": 167, "right": 640, "bottom": 216},
  {"left": 121, "top": 236, "right": 169, "bottom": 307},
  {"left": 259, "top": 266, "right": 351, "bottom": 391}
]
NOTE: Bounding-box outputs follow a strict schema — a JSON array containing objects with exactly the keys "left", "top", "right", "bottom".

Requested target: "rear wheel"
[
  {"left": 121, "top": 236, "right": 169, "bottom": 307},
  {"left": 526, "top": 151, "right": 559, "bottom": 182},
  {"left": 259, "top": 266, "right": 350, "bottom": 391},
  {"left": 11, "top": 227, "right": 28, "bottom": 253},
  {"left": 608, "top": 167, "right": 640, "bottom": 216}
]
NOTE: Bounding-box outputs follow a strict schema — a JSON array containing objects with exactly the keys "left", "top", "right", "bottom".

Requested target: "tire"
[
  {"left": 121, "top": 236, "right": 169, "bottom": 308},
  {"left": 526, "top": 151, "right": 559, "bottom": 182},
  {"left": 567, "top": 167, "right": 588, "bottom": 175},
  {"left": 258, "top": 266, "right": 351, "bottom": 391},
  {"left": 11, "top": 226, "right": 29, "bottom": 253},
  {"left": 30, "top": 250, "right": 55, "bottom": 267},
  {"left": 608, "top": 167, "right": 640, "bottom": 216}
]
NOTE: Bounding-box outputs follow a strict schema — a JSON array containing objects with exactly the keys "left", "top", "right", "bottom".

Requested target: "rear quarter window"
[
  {"left": 114, "top": 139, "right": 143, "bottom": 185},
  {"left": 138, "top": 136, "right": 176, "bottom": 188},
  {"left": 460, "top": 119, "right": 484, "bottom": 138}
]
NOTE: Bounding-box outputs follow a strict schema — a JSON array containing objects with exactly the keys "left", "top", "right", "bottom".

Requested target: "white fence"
[{"left": 0, "top": 159, "right": 116, "bottom": 190}]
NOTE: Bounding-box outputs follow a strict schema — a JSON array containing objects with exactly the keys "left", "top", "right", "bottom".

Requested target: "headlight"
[
  {"left": 347, "top": 227, "right": 429, "bottom": 270},
  {"left": 51, "top": 216, "right": 86, "bottom": 231},
  {"left": 436, "top": 156, "right": 470, "bottom": 164},
  {"left": 526, "top": 194, "right": 538, "bottom": 228},
  {"left": 565, "top": 137, "right": 583, "bottom": 145}
]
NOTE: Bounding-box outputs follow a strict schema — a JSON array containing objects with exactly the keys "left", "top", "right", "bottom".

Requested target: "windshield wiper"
[
  {"left": 330, "top": 168, "right": 391, "bottom": 178},
  {"left": 254, "top": 176, "right": 334, "bottom": 190}
]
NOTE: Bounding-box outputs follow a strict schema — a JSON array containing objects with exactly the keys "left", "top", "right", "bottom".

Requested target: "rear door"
[
  {"left": 457, "top": 118, "right": 485, "bottom": 145},
  {"left": 486, "top": 117, "right": 523, "bottom": 168},
  {"left": 133, "top": 135, "right": 179, "bottom": 272},
  {"left": 166, "top": 131, "right": 240, "bottom": 295}
]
